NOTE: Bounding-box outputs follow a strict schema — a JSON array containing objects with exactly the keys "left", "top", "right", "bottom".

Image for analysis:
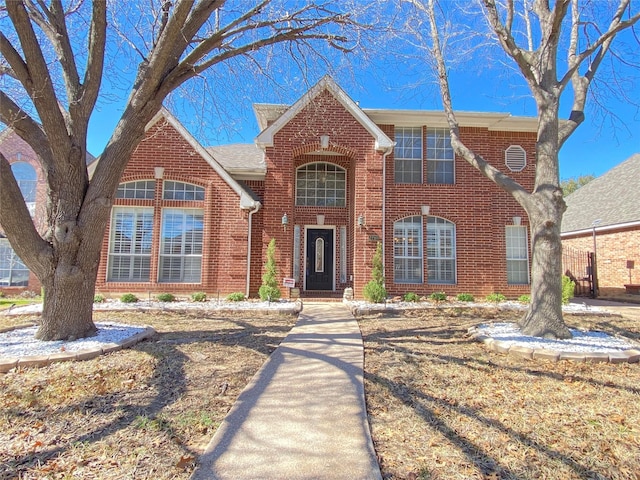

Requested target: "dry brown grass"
[
  {"left": 0, "top": 310, "right": 295, "bottom": 480},
  {"left": 360, "top": 307, "right": 640, "bottom": 480}
]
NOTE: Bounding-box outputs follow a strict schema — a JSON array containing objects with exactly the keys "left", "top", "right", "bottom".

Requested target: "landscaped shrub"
[
  {"left": 363, "top": 242, "right": 387, "bottom": 303},
  {"left": 226, "top": 292, "right": 245, "bottom": 302},
  {"left": 94, "top": 293, "right": 106, "bottom": 303},
  {"left": 403, "top": 292, "right": 420, "bottom": 302},
  {"left": 157, "top": 293, "right": 175, "bottom": 302},
  {"left": 562, "top": 275, "right": 575, "bottom": 305},
  {"left": 259, "top": 238, "right": 281, "bottom": 301},
  {"left": 120, "top": 293, "right": 139, "bottom": 303},
  {"left": 485, "top": 293, "right": 507, "bottom": 303},
  {"left": 191, "top": 292, "right": 207, "bottom": 302},
  {"left": 429, "top": 291, "right": 447, "bottom": 302},
  {"left": 518, "top": 294, "right": 531, "bottom": 303},
  {"left": 456, "top": 293, "right": 474, "bottom": 302}
]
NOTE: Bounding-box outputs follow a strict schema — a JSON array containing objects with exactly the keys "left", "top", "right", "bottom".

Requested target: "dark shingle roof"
[{"left": 561, "top": 153, "right": 640, "bottom": 233}]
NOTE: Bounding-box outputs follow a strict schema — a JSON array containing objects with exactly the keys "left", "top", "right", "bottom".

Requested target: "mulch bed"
[{"left": 360, "top": 307, "right": 640, "bottom": 480}]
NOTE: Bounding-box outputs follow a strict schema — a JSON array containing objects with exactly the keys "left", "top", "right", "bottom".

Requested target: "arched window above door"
[{"left": 296, "top": 162, "right": 346, "bottom": 207}]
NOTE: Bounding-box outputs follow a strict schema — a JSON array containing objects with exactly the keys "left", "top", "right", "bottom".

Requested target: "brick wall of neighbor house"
[
  {"left": 0, "top": 130, "right": 45, "bottom": 294},
  {"left": 95, "top": 119, "right": 250, "bottom": 297},
  {"left": 562, "top": 226, "right": 640, "bottom": 295}
]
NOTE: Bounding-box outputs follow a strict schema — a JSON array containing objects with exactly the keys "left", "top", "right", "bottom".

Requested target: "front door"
[{"left": 306, "top": 229, "right": 334, "bottom": 290}]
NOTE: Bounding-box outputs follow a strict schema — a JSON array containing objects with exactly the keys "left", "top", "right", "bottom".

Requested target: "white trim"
[
  {"left": 302, "top": 225, "right": 336, "bottom": 292},
  {"left": 255, "top": 76, "right": 394, "bottom": 152}
]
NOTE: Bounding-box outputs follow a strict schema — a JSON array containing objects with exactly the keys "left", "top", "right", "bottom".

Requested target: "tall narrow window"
[
  {"left": 506, "top": 226, "right": 530, "bottom": 284},
  {"left": 315, "top": 238, "right": 325, "bottom": 272},
  {"left": 108, "top": 207, "right": 154, "bottom": 281},
  {"left": 11, "top": 162, "right": 37, "bottom": 216},
  {"left": 0, "top": 238, "right": 29, "bottom": 286},
  {"left": 427, "top": 217, "right": 456, "bottom": 284},
  {"left": 394, "top": 216, "right": 423, "bottom": 283},
  {"left": 295, "top": 163, "right": 346, "bottom": 206},
  {"left": 394, "top": 127, "right": 422, "bottom": 184},
  {"left": 427, "top": 128, "right": 454, "bottom": 184},
  {"left": 159, "top": 209, "right": 203, "bottom": 282}
]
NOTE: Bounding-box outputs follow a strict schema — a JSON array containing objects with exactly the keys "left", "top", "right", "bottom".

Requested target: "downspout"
[
  {"left": 380, "top": 146, "right": 394, "bottom": 284},
  {"left": 246, "top": 201, "right": 262, "bottom": 298}
]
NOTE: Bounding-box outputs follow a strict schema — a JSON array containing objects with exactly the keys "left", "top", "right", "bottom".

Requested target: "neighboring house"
[
  {"left": 1, "top": 76, "right": 538, "bottom": 299},
  {"left": 561, "top": 153, "right": 640, "bottom": 296}
]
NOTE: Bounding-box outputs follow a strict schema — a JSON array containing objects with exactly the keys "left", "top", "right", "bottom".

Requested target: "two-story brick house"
[{"left": 1, "top": 76, "right": 536, "bottom": 299}]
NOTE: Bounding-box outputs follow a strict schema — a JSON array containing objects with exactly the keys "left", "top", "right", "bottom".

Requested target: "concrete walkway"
[{"left": 191, "top": 302, "right": 382, "bottom": 480}]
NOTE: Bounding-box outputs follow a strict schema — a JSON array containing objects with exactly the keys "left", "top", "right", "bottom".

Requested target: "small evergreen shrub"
[
  {"left": 363, "top": 243, "right": 387, "bottom": 303},
  {"left": 0, "top": 291, "right": 5, "bottom": 298},
  {"left": 561, "top": 275, "right": 575, "bottom": 305},
  {"left": 157, "top": 293, "right": 175, "bottom": 302},
  {"left": 191, "top": 292, "right": 207, "bottom": 302},
  {"left": 120, "top": 293, "right": 138, "bottom": 303},
  {"left": 94, "top": 293, "right": 106, "bottom": 303},
  {"left": 518, "top": 294, "right": 531, "bottom": 303},
  {"left": 259, "top": 239, "right": 281, "bottom": 301},
  {"left": 429, "top": 291, "right": 447, "bottom": 302},
  {"left": 226, "top": 292, "right": 245, "bottom": 302},
  {"left": 456, "top": 293, "right": 474, "bottom": 302},
  {"left": 403, "top": 292, "right": 420, "bottom": 302},
  {"left": 485, "top": 293, "right": 507, "bottom": 303}
]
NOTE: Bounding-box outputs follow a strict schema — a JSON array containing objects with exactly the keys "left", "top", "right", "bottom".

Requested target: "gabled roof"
[
  {"left": 88, "top": 108, "right": 260, "bottom": 210},
  {"left": 561, "top": 153, "right": 640, "bottom": 234},
  {"left": 255, "top": 76, "right": 394, "bottom": 152}
]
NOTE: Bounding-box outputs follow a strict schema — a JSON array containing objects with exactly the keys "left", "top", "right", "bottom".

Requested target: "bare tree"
[
  {"left": 412, "top": 0, "right": 639, "bottom": 338},
  {"left": 0, "top": 0, "right": 362, "bottom": 341}
]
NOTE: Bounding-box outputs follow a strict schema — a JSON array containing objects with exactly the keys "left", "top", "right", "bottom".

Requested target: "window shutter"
[{"left": 505, "top": 145, "right": 526, "bottom": 172}]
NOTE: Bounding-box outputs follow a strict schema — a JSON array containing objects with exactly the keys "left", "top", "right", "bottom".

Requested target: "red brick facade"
[{"left": 2, "top": 78, "right": 538, "bottom": 299}]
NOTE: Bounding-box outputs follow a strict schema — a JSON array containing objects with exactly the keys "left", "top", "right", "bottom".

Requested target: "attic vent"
[{"left": 505, "top": 145, "right": 526, "bottom": 172}]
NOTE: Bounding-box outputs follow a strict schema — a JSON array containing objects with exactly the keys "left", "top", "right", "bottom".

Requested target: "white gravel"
[
  {"left": 476, "top": 322, "right": 636, "bottom": 353},
  {"left": 0, "top": 322, "right": 146, "bottom": 358}
]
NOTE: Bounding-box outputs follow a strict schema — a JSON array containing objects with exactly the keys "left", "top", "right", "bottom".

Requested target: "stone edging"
[
  {"left": 0, "top": 326, "right": 156, "bottom": 373},
  {"left": 467, "top": 328, "right": 640, "bottom": 364}
]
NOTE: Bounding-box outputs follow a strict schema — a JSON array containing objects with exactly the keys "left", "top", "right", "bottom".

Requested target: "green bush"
[
  {"left": 191, "top": 292, "right": 207, "bottom": 302},
  {"left": 429, "top": 291, "right": 447, "bottom": 302},
  {"left": 157, "top": 293, "right": 175, "bottom": 302},
  {"left": 259, "top": 238, "right": 281, "bottom": 301},
  {"left": 456, "top": 293, "right": 474, "bottom": 302},
  {"left": 562, "top": 275, "right": 575, "bottom": 305},
  {"left": 485, "top": 293, "right": 507, "bottom": 303},
  {"left": 226, "top": 292, "right": 245, "bottom": 302},
  {"left": 362, "top": 243, "right": 387, "bottom": 303},
  {"left": 403, "top": 292, "right": 420, "bottom": 302},
  {"left": 518, "top": 294, "right": 531, "bottom": 304},
  {"left": 363, "top": 281, "right": 387, "bottom": 303},
  {"left": 0, "top": 291, "right": 5, "bottom": 298},
  {"left": 120, "top": 293, "right": 139, "bottom": 303},
  {"left": 93, "top": 293, "right": 106, "bottom": 303}
]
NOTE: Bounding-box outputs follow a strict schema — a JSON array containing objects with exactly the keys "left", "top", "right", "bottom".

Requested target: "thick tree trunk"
[
  {"left": 35, "top": 255, "right": 98, "bottom": 341},
  {"left": 519, "top": 213, "right": 572, "bottom": 339}
]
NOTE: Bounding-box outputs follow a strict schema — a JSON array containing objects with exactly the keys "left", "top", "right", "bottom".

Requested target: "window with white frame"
[
  {"left": 427, "top": 128, "right": 454, "bottom": 184},
  {"left": 107, "top": 207, "right": 154, "bottom": 282},
  {"left": 116, "top": 180, "right": 155, "bottom": 199},
  {"left": 506, "top": 226, "right": 530, "bottom": 284},
  {"left": 159, "top": 209, "right": 203, "bottom": 282},
  {"left": 394, "top": 216, "right": 423, "bottom": 283},
  {"left": 0, "top": 238, "right": 29, "bottom": 286},
  {"left": 11, "top": 162, "right": 37, "bottom": 216},
  {"left": 427, "top": 217, "right": 456, "bottom": 284},
  {"left": 163, "top": 181, "right": 205, "bottom": 201},
  {"left": 295, "top": 162, "right": 346, "bottom": 207},
  {"left": 394, "top": 127, "right": 422, "bottom": 184}
]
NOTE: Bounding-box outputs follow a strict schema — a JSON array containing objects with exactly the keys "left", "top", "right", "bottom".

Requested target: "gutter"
[
  {"left": 246, "top": 201, "right": 262, "bottom": 298},
  {"left": 561, "top": 220, "right": 640, "bottom": 238}
]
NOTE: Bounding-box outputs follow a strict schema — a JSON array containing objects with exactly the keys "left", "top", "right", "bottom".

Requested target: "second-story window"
[
  {"left": 394, "top": 127, "right": 422, "bottom": 184},
  {"left": 427, "top": 128, "right": 454, "bottom": 184},
  {"left": 296, "top": 162, "right": 346, "bottom": 207}
]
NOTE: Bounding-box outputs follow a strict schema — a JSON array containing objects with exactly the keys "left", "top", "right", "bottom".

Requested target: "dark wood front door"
[{"left": 306, "top": 229, "right": 334, "bottom": 290}]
